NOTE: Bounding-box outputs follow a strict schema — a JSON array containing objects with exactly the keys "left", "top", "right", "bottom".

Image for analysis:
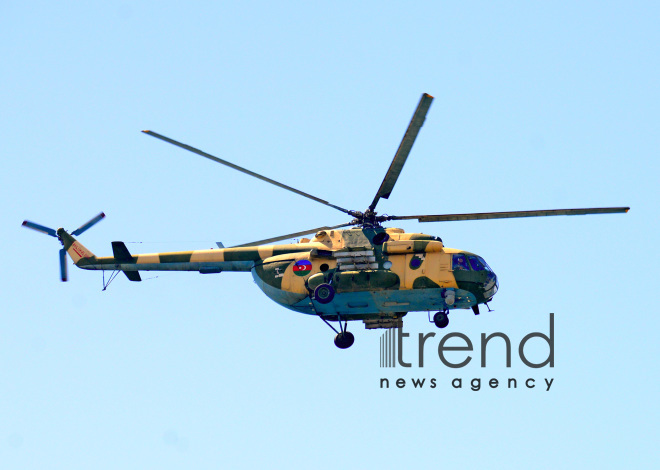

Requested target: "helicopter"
[{"left": 22, "top": 93, "right": 629, "bottom": 349}]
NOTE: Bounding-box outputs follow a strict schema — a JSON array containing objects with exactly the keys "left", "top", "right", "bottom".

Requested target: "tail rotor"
[
  {"left": 59, "top": 248, "right": 68, "bottom": 282},
  {"left": 22, "top": 212, "right": 105, "bottom": 282}
]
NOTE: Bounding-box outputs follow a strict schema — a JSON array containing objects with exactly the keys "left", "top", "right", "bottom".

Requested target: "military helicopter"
[{"left": 23, "top": 93, "right": 628, "bottom": 349}]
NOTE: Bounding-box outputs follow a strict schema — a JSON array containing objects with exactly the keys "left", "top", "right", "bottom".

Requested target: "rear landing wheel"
[
  {"left": 334, "top": 331, "right": 355, "bottom": 349},
  {"left": 433, "top": 311, "right": 449, "bottom": 329}
]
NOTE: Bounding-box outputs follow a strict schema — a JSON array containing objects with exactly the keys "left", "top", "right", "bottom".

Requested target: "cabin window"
[
  {"left": 452, "top": 254, "right": 470, "bottom": 271},
  {"left": 468, "top": 256, "right": 486, "bottom": 271}
]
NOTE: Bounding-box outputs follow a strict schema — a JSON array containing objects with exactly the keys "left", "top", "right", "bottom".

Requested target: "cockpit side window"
[
  {"left": 468, "top": 256, "right": 485, "bottom": 271},
  {"left": 452, "top": 254, "right": 470, "bottom": 271}
]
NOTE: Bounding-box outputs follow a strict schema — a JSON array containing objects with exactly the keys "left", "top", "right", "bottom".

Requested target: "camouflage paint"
[{"left": 62, "top": 226, "right": 497, "bottom": 319}]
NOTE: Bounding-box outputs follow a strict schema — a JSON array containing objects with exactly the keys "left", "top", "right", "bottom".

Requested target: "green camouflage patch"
[
  {"left": 412, "top": 276, "right": 440, "bottom": 289},
  {"left": 159, "top": 252, "right": 193, "bottom": 263},
  {"left": 253, "top": 260, "right": 293, "bottom": 289}
]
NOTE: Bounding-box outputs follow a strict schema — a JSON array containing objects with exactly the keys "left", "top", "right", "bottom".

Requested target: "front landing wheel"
[
  {"left": 314, "top": 283, "right": 335, "bottom": 304},
  {"left": 433, "top": 311, "right": 449, "bottom": 329},
  {"left": 334, "top": 331, "right": 355, "bottom": 349}
]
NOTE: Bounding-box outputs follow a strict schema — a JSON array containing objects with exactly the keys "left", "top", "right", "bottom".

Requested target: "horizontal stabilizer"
[{"left": 123, "top": 270, "right": 142, "bottom": 282}]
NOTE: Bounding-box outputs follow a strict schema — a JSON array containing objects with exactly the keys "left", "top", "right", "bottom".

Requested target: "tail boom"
[{"left": 75, "top": 245, "right": 313, "bottom": 274}]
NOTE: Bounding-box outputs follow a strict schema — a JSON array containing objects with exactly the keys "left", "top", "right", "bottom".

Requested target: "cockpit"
[
  {"left": 452, "top": 253, "right": 499, "bottom": 301},
  {"left": 452, "top": 254, "right": 493, "bottom": 273}
]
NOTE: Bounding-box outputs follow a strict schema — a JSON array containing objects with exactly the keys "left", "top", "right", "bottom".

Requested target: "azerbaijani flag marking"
[{"left": 293, "top": 259, "right": 313, "bottom": 276}]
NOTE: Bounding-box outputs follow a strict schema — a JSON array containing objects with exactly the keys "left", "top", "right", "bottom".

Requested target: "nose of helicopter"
[
  {"left": 451, "top": 253, "right": 498, "bottom": 304},
  {"left": 483, "top": 270, "right": 499, "bottom": 301}
]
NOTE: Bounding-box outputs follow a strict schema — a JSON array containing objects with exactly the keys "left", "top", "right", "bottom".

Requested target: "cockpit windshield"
[
  {"left": 478, "top": 256, "right": 493, "bottom": 272},
  {"left": 463, "top": 255, "right": 493, "bottom": 272},
  {"left": 452, "top": 254, "right": 470, "bottom": 271},
  {"left": 468, "top": 256, "right": 485, "bottom": 271}
]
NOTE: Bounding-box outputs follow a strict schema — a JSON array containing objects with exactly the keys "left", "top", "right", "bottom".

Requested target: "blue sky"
[{"left": 1, "top": 1, "right": 658, "bottom": 468}]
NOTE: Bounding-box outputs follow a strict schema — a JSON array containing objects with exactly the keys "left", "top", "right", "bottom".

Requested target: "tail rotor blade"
[
  {"left": 71, "top": 212, "right": 106, "bottom": 236},
  {"left": 22, "top": 220, "right": 57, "bottom": 237},
  {"left": 59, "top": 248, "right": 68, "bottom": 282}
]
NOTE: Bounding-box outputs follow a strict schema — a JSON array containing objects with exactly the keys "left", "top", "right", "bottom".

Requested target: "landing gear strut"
[
  {"left": 309, "top": 282, "right": 354, "bottom": 349},
  {"left": 433, "top": 311, "right": 449, "bottom": 329},
  {"left": 319, "top": 314, "right": 355, "bottom": 349}
]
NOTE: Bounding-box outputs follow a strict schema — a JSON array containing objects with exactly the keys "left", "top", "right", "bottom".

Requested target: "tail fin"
[
  {"left": 56, "top": 228, "right": 96, "bottom": 265},
  {"left": 23, "top": 212, "right": 105, "bottom": 282},
  {"left": 112, "top": 241, "right": 142, "bottom": 282}
]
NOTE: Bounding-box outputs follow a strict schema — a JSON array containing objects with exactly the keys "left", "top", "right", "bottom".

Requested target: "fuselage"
[{"left": 65, "top": 227, "right": 498, "bottom": 321}]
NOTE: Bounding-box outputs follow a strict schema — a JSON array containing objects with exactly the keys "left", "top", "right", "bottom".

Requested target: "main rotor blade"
[
  {"left": 369, "top": 93, "right": 434, "bottom": 212},
  {"left": 22, "top": 220, "right": 57, "bottom": 237},
  {"left": 389, "top": 207, "right": 630, "bottom": 223},
  {"left": 59, "top": 248, "right": 68, "bottom": 282},
  {"left": 233, "top": 222, "right": 353, "bottom": 247},
  {"left": 71, "top": 212, "right": 106, "bottom": 236},
  {"left": 143, "top": 130, "right": 353, "bottom": 216}
]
